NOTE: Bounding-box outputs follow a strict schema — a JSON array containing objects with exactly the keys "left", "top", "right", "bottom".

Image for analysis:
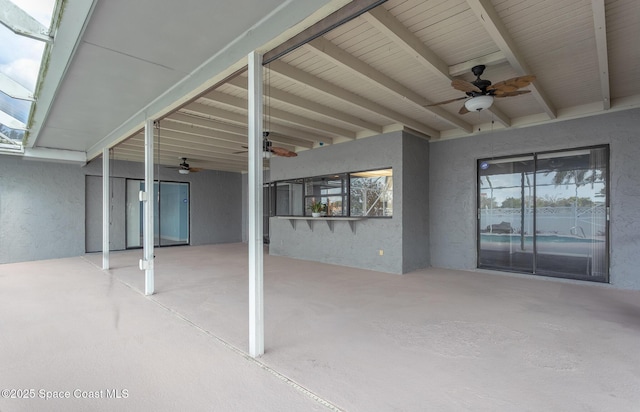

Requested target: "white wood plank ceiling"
[{"left": 112, "top": 0, "right": 640, "bottom": 174}]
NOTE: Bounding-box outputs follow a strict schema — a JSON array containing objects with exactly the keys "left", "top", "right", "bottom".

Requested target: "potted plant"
[{"left": 309, "top": 200, "right": 324, "bottom": 217}]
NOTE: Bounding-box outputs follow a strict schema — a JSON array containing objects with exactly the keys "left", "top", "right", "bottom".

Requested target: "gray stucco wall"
[
  {"left": 268, "top": 131, "right": 430, "bottom": 274},
  {"left": 0, "top": 156, "right": 242, "bottom": 264},
  {"left": 83, "top": 158, "right": 243, "bottom": 248},
  {"left": 402, "top": 133, "right": 430, "bottom": 272},
  {"left": 0, "top": 156, "right": 85, "bottom": 263},
  {"left": 429, "top": 108, "right": 640, "bottom": 290}
]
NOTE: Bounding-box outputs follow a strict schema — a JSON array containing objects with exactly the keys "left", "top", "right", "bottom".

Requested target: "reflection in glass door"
[
  {"left": 478, "top": 156, "right": 535, "bottom": 273},
  {"left": 478, "top": 146, "right": 609, "bottom": 282},
  {"left": 534, "top": 148, "right": 608, "bottom": 280},
  {"left": 126, "top": 180, "right": 190, "bottom": 248}
]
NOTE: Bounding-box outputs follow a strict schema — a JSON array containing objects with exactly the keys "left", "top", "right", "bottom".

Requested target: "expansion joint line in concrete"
[{"left": 81, "top": 257, "right": 345, "bottom": 412}]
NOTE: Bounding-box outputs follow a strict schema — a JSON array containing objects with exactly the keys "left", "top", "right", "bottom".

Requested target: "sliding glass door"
[
  {"left": 478, "top": 156, "right": 535, "bottom": 273},
  {"left": 126, "top": 180, "right": 190, "bottom": 248},
  {"left": 478, "top": 146, "right": 609, "bottom": 282}
]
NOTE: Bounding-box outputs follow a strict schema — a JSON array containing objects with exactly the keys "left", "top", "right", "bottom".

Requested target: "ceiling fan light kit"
[
  {"left": 465, "top": 95, "right": 494, "bottom": 112},
  {"left": 427, "top": 65, "right": 535, "bottom": 115},
  {"left": 167, "top": 157, "right": 202, "bottom": 174}
]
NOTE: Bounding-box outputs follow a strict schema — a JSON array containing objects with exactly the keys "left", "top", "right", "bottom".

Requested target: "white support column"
[
  {"left": 102, "top": 147, "right": 110, "bottom": 270},
  {"left": 140, "top": 119, "right": 155, "bottom": 296},
  {"left": 248, "top": 51, "right": 264, "bottom": 358}
]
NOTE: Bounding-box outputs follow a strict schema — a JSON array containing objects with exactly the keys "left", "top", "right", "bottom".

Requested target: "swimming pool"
[{"left": 480, "top": 234, "right": 604, "bottom": 244}]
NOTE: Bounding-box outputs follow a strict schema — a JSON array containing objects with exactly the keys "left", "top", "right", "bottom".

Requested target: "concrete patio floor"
[{"left": 1, "top": 243, "right": 639, "bottom": 411}]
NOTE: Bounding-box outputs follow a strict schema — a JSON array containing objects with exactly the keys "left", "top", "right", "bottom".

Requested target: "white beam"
[
  {"left": 26, "top": 0, "right": 97, "bottom": 147},
  {"left": 102, "top": 148, "right": 110, "bottom": 270},
  {"left": 466, "top": 0, "right": 556, "bottom": 119},
  {"left": 364, "top": 6, "right": 510, "bottom": 128},
  {"left": 182, "top": 102, "right": 334, "bottom": 145},
  {"left": 227, "top": 76, "right": 383, "bottom": 134},
  {"left": 269, "top": 60, "right": 440, "bottom": 138},
  {"left": 591, "top": 0, "right": 610, "bottom": 110},
  {"left": 0, "top": 72, "right": 34, "bottom": 101},
  {"left": 364, "top": 6, "right": 450, "bottom": 82},
  {"left": 248, "top": 51, "right": 264, "bottom": 358},
  {"left": 23, "top": 147, "right": 86, "bottom": 164},
  {"left": 0, "top": 109, "right": 26, "bottom": 130},
  {"left": 141, "top": 119, "right": 155, "bottom": 296},
  {"left": 448, "top": 51, "right": 507, "bottom": 77},
  {"left": 305, "top": 38, "right": 473, "bottom": 133},
  {"left": 204, "top": 91, "right": 355, "bottom": 139},
  {"left": 0, "top": 0, "right": 52, "bottom": 42}
]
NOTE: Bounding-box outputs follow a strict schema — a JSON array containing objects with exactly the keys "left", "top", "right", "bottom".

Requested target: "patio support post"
[
  {"left": 140, "top": 119, "right": 155, "bottom": 296},
  {"left": 102, "top": 147, "right": 110, "bottom": 270},
  {"left": 248, "top": 50, "right": 264, "bottom": 357}
]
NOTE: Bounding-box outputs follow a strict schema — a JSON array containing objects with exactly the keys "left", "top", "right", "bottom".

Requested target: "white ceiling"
[{"left": 25, "top": 0, "right": 640, "bottom": 173}]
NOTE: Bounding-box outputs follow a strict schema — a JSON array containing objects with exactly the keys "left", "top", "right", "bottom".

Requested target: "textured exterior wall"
[
  {"left": 402, "top": 133, "right": 430, "bottom": 272},
  {"left": 268, "top": 131, "right": 430, "bottom": 274},
  {"left": 83, "top": 159, "right": 243, "bottom": 247},
  {"left": 0, "top": 156, "right": 85, "bottom": 263},
  {"left": 0, "top": 156, "right": 242, "bottom": 264},
  {"left": 429, "top": 108, "right": 640, "bottom": 290}
]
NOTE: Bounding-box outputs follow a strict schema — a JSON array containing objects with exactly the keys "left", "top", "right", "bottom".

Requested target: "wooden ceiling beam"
[
  {"left": 165, "top": 113, "right": 247, "bottom": 136},
  {"left": 179, "top": 103, "right": 333, "bottom": 145},
  {"left": 448, "top": 51, "right": 507, "bottom": 77},
  {"left": 112, "top": 146, "right": 249, "bottom": 171},
  {"left": 305, "top": 37, "right": 473, "bottom": 133},
  {"left": 263, "top": 0, "right": 388, "bottom": 64},
  {"left": 269, "top": 60, "right": 440, "bottom": 138},
  {"left": 466, "top": 0, "right": 556, "bottom": 119},
  {"left": 201, "top": 90, "right": 355, "bottom": 139},
  {"left": 159, "top": 118, "right": 309, "bottom": 149},
  {"left": 362, "top": 6, "right": 511, "bottom": 128},
  {"left": 591, "top": 0, "right": 610, "bottom": 110},
  {"left": 227, "top": 76, "right": 382, "bottom": 134}
]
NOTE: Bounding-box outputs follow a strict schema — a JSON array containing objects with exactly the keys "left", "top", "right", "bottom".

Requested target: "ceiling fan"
[
  {"left": 167, "top": 157, "right": 203, "bottom": 174},
  {"left": 427, "top": 65, "right": 536, "bottom": 114},
  {"left": 234, "top": 132, "right": 297, "bottom": 158}
]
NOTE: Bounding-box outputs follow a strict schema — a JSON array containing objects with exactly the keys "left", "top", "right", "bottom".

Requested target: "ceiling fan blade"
[
  {"left": 232, "top": 145, "right": 249, "bottom": 154},
  {"left": 451, "top": 79, "right": 481, "bottom": 93},
  {"left": 425, "top": 96, "right": 468, "bottom": 107},
  {"left": 270, "top": 146, "right": 297, "bottom": 157},
  {"left": 189, "top": 167, "right": 204, "bottom": 172},
  {"left": 494, "top": 90, "right": 532, "bottom": 98},
  {"left": 458, "top": 104, "right": 470, "bottom": 115},
  {"left": 487, "top": 75, "right": 536, "bottom": 93}
]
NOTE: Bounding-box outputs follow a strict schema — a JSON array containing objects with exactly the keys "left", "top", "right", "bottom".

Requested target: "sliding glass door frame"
[
  {"left": 125, "top": 179, "right": 191, "bottom": 249},
  {"left": 477, "top": 145, "right": 609, "bottom": 283}
]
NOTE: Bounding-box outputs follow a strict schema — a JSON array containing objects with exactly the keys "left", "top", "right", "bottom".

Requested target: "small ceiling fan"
[
  {"left": 427, "top": 65, "right": 536, "bottom": 114},
  {"left": 167, "top": 157, "right": 203, "bottom": 174},
  {"left": 234, "top": 132, "right": 297, "bottom": 158}
]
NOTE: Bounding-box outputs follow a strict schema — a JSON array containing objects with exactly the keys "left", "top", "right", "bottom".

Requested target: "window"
[
  {"left": 274, "top": 179, "right": 304, "bottom": 216},
  {"left": 477, "top": 146, "right": 608, "bottom": 282},
  {"left": 305, "top": 174, "right": 347, "bottom": 217},
  {"left": 350, "top": 169, "right": 393, "bottom": 217},
  {"left": 273, "top": 168, "right": 393, "bottom": 218}
]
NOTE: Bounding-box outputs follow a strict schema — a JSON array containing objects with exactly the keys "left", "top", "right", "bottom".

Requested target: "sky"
[
  {"left": 0, "top": 0, "right": 56, "bottom": 91},
  {"left": 479, "top": 172, "right": 606, "bottom": 205}
]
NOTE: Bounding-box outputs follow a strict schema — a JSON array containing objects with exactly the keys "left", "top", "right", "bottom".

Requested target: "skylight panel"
[{"left": 0, "top": 0, "right": 56, "bottom": 147}]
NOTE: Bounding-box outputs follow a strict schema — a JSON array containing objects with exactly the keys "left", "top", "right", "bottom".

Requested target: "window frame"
[{"left": 272, "top": 167, "right": 393, "bottom": 218}]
